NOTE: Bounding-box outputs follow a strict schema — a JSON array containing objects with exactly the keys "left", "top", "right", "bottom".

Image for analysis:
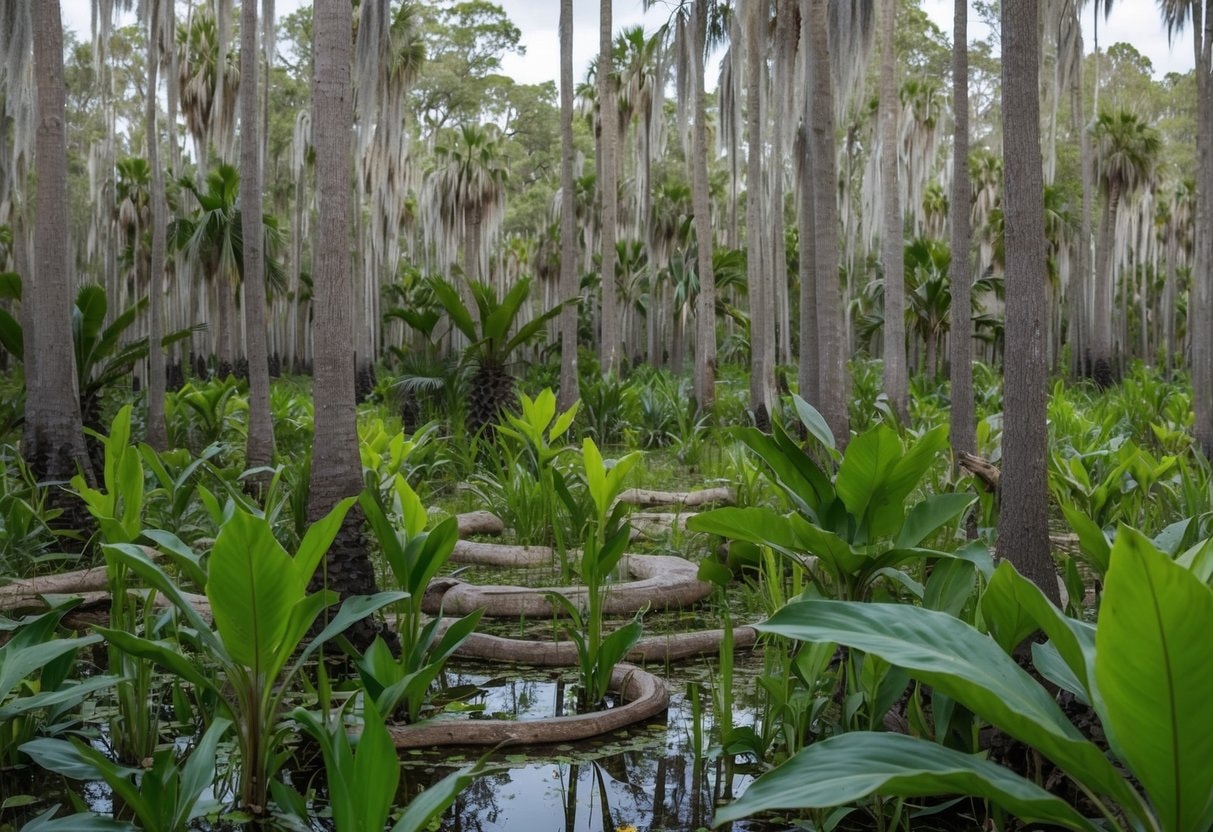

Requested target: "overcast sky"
[{"left": 62, "top": 0, "right": 1196, "bottom": 88}]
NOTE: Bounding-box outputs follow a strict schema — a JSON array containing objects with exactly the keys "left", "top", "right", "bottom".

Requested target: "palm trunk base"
[{"left": 308, "top": 508, "right": 399, "bottom": 655}]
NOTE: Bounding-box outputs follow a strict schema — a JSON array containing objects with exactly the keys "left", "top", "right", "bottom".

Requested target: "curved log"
[
  {"left": 616, "top": 487, "right": 734, "bottom": 508},
  {"left": 451, "top": 539, "right": 553, "bottom": 567},
  {"left": 387, "top": 664, "right": 667, "bottom": 749},
  {"left": 435, "top": 621, "right": 758, "bottom": 666},
  {"left": 421, "top": 554, "right": 712, "bottom": 618},
  {"left": 456, "top": 511, "right": 505, "bottom": 538}
]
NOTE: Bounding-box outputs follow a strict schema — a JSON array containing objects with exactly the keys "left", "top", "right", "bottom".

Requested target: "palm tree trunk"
[
  {"left": 1193, "top": 1, "right": 1213, "bottom": 451},
  {"left": 25, "top": 0, "right": 93, "bottom": 485},
  {"left": 879, "top": 0, "right": 908, "bottom": 420},
  {"left": 949, "top": 0, "right": 974, "bottom": 462},
  {"left": 241, "top": 0, "right": 274, "bottom": 469},
  {"left": 1091, "top": 182, "right": 1120, "bottom": 386},
  {"left": 808, "top": 0, "right": 849, "bottom": 445},
  {"left": 599, "top": 0, "right": 620, "bottom": 375},
  {"left": 746, "top": 0, "right": 774, "bottom": 426},
  {"left": 999, "top": 0, "right": 1060, "bottom": 605},
  {"left": 797, "top": 120, "right": 819, "bottom": 405},
  {"left": 691, "top": 0, "right": 717, "bottom": 413},
  {"left": 146, "top": 0, "right": 168, "bottom": 451},
  {"left": 557, "top": 0, "right": 580, "bottom": 410}
]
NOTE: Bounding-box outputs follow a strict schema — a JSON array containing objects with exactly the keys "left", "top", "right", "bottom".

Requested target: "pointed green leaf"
[
  {"left": 714, "top": 732, "right": 1097, "bottom": 830},
  {"left": 1096, "top": 527, "right": 1213, "bottom": 832}
]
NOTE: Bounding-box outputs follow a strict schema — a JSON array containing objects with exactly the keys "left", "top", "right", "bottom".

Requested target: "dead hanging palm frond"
[
  {"left": 176, "top": 9, "right": 240, "bottom": 170},
  {"left": 828, "top": 0, "right": 875, "bottom": 119}
]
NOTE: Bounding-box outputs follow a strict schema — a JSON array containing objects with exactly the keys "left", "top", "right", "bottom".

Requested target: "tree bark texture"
[
  {"left": 808, "top": 0, "right": 849, "bottom": 446},
  {"left": 998, "top": 0, "right": 1060, "bottom": 604},
  {"left": 948, "top": 0, "right": 975, "bottom": 461},
  {"left": 25, "top": 0, "right": 93, "bottom": 485},
  {"left": 240, "top": 0, "right": 275, "bottom": 469},
  {"left": 1194, "top": 2, "right": 1213, "bottom": 451},
  {"left": 557, "top": 0, "right": 580, "bottom": 409},
  {"left": 691, "top": 0, "right": 717, "bottom": 413},
  {"left": 598, "top": 0, "right": 620, "bottom": 375},
  {"left": 879, "top": 0, "right": 908, "bottom": 420},
  {"left": 145, "top": 0, "right": 168, "bottom": 451},
  {"left": 746, "top": 0, "right": 774, "bottom": 426}
]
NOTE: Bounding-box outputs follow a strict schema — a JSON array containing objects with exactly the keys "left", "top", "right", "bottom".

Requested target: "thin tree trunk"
[
  {"left": 146, "top": 0, "right": 168, "bottom": 450},
  {"left": 880, "top": 0, "right": 908, "bottom": 420},
  {"left": 1091, "top": 182, "right": 1120, "bottom": 386},
  {"left": 999, "top": 0, "right": 1059, "bottom": 604},
  {"left": 1194, "top": 1, "right": 1213, "bottom": 451},
  {"left": 797, "top": 121, "right": 819, "bottom": 405},
  {"left": 808, "top": 0, "right": 849, "bottom": 445},
  {"left": 25, "top": 0, "right": 93, "bottom": 485},
  {"left": 241, "top": 0, "right": 274, "bottom": 469},
  {"left": 691, "top": 0, "right": 717, "bottom": 413},
  {"left": 746, "top": 0, "right": 774, "bottom": 426},
  {"left": 599, "top": 0, "right": 620, "bottom": 375},
  {"left": 310, "top": 0, "right": 363, "bottom": 511},
  {"left": 949, "top": 0, "right": 974, "bottom": 462},
  {"left": 557, "top": 0, "right": 580, "bottom": 410},
  {"left": 1073, "top": 7, "right": 1090, "bottom": 378}
]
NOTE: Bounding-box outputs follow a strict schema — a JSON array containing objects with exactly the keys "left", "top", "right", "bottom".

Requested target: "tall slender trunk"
[
  {"left": 879, "top": 0, "right": 908, "bottom": 420},
  {"left": 25, "top": 0, "right": 93, "bottom": 485},
  {"left": 1091, "top": 181, "right": 1121, "bottom": 386},
  {"left": 1069, "top": 6, "right": 1089, "bottom": 377},
  {"left": 146, "top": 0, "right": 168, "bottom": 450},
  {"left": 241, "top": 0, "right": 274, "bottom": 469},
  {"left": 999, "top": 0, "right": 1059, "bottom": 604},
  {"left": 692, "top": 0, "right": 717, "bottom": 413},
  {"left": 599, "top": 0, "right": 620, "bottom": 375},
  {"left": 797, "top": 121, "right": 819, "bottom": 405},
  {"left": 557, "top": 0, "right": 580, "bottom": 409},
  {"left": 808, "top": 0, "right": 848, "bottom": 445},
  {"left": 1194, "top": 1, "right": 1213, "bottom": 451},
  {"left": 746, "top": 0, "right": 774, "bottom": 426},
  {"left": 949, "top": 0, "right": 974, "bottom": 463}
]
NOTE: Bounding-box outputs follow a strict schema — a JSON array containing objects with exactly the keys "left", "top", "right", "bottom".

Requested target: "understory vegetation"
[{"left": 2, "top": 356, "right": 1212, "bottom": 830}]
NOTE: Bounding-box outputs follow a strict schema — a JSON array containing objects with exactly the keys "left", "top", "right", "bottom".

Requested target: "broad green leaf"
[
  {"left": 1096, "top": 527, "right": 1213, "bottom": 832},
  {"left": 835, "top": 425, "right": 902, "bottom": 531},
  {"left": 292, "top": 497, "right": 356, "bottom": 594},
  {"left": 791, "top": 394, "right": 837, "bottom": 455},
  {"left": 352, "top": 698, "right": 399, "bottom": 832},
  {"left": 20, "top": 808, "right": 133, "bottom": 831},
  {"left": 0, "top": 675, "right": 118, "bottom": 720},
  {"left": 1060, "top": 504, "right": 1111, "bottom": 575},
  {"left": 714, "top": 732, "right": 1097, "bottom": 830},
  {"left": 1153, "top": 518, "right": 1192, "bottom": 557},
  {"left": 1176, "top": 537, "right": 1213, "bottom": 584},
  {"left": 895, "top": 494, "right": 975, "bottom": 549},
  {"left": 1032, "top": 641, "right": 1089, "bottom": 707},
  {"left": 180, "top": 717, "right": 231, "bottom": 817},
  {"left": 94, "top": 628, "right": 213, "bottom": 691},
  {"left": 758, "top": 599, "right": 1144, "bottom": 817},
  {"left": 868, "top": 425, "right": 949, "bottom": 541},
  {"left": 0, "top": 633, "right": 101, "bottom": 698},
  {"left": 923, "top": 557, "right": 976, "bottom": 617},
  {"left": 737, "top": 426, "right": 832, "bottom": 516},
  {"left": 982, "top": 563, "right": 1095, "bottom": 698},
  {"left": 298, "top": 592, "right": 408, "bottom": 667},
  {"left": 0, "top": 307, "right": 23, "bottom": 360},
  {"left": 206, "top": 510, "right": 297, "bottom": 673},
  {"left": 687, "top": 508, "right": 804, "bottom": 557}
]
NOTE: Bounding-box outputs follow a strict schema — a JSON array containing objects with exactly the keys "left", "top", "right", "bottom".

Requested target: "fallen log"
[
  {"left": 455, "top": 511, "right": 505, "bottom": 538},
  {"left": 958, "top": 452, "right": 1000, "bottom": 493},
  {"left": 387, "top": 663, "right": 667, "bottom": 749},
  {"left": 432, "top": 619, "right": 758, "bottom": 665},
  {"left": 616, "top": 487, "right": 734, "bottom": 509},
  {"left": 422, "top": 554, "right": 712, "bottom": 618},
  {"left": 451, "top": 540, "right": 553, "bottom": 568}
]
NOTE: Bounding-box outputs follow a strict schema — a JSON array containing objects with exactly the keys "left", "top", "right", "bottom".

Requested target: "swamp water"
[{"left": 1, "top": 654, "right": 777, "bottom": 831}]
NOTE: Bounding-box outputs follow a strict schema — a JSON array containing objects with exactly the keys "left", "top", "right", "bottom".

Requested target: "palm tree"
[
  {"left": 240, "top": 0, "right": 274, "bottom": 470},
  {"left": 1089, "top": 109, "right": 1160, "bottom": 386},
  {"left": 24, "top": 0, "right": 93, "bottom": 485},
  {"left": 176, "top": 10, "right": 239, "bottom": 173},
  {"left": 557, "top": 0, "right": 579, "bottom": 410},
  {"left": 999, "top": 0, "right": 1059, "bottom": 604},
  {"left": 949, "top": 0, "right": 975, "bottom": 463},
  {"left": 422, "top": 123, "right": 509, "bottom": 308},
  {"left": 426, "top": 276, "right": 566, "bottom": 435},
  {"left": 878, "top": 0, "right": 908, "bottom": 420}
]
